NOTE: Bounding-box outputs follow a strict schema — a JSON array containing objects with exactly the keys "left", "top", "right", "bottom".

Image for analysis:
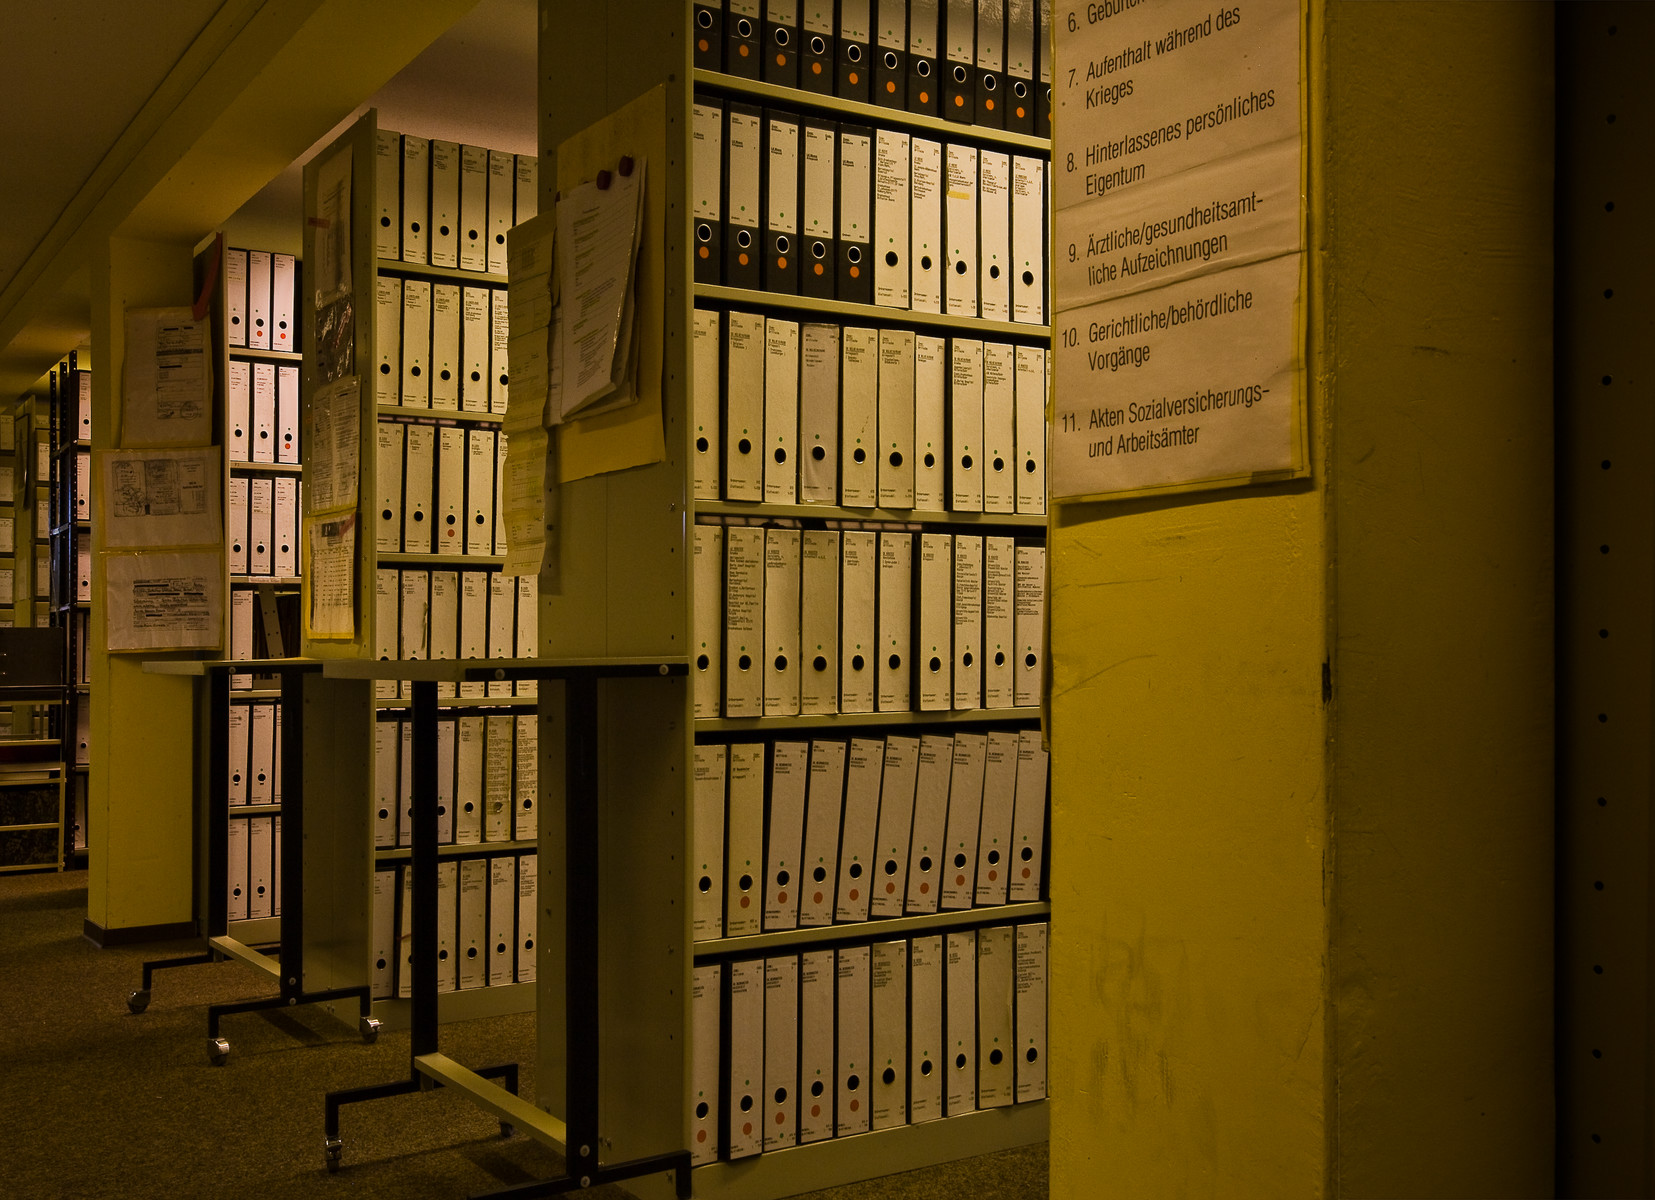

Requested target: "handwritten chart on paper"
[
  {"left": 100, "top": 446, "right": 222, "bottom": 548},
  {"left": 1050, "top": 0, "right": 1304, "bottom": 502}
]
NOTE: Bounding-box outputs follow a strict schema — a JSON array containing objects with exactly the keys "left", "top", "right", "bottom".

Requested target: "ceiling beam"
[{"left": 0, "top": 0, "right": 479, "bottom": 399}]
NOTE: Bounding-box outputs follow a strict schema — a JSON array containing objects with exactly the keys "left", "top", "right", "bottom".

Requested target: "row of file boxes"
[
  {"left": 374, "top": 568, "right": 540, "bottom": 699},
  {"left": 227, "top": 700, "right": 283, "bottom": 806},
  {"left": 376, "top": 131, "right": 538, "bottom": 274},
  {"left": 225, "top": 248, "right": 299, "bottom": 352},
  {"left": 226, "top": 813, "right": 282, "bottom": 921},
  {"left": 695, "top": 524, "right": 1045, "bottom": 718},
  {"left": 693, "top": 0, "right": 1053, "bottom": 134},
  {"left": 694, "top": 728, "right": 1045, "bottom": 941},
  {"left": 692, "top": 921, "right": 1048, "bottom": 1163},
  {"left": 227, "top": 359, "right": 300, "bottom": 464},
  {"left": 375, "top": 278, "right": 509, "bottom": 414},
  {"left": 228, "top": 476, "right": 300, "bottom": 577},
  {"left": 694, "top": 313, "right": 1046, "bottom": 512},
  {"left": 370, "top": 854, "right": 539, "bottom": 999},
  {"left": 693, "top": 101, "right": 1047, "bottom": 324},
  {"left": 371, "top": 713, "right": 538, "bottom": 848},
  {"left": 375, "top": 420, "right": 508, "bottom": 555}
]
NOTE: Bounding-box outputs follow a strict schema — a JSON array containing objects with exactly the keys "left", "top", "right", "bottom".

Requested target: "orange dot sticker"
[
  {"left": 1021, "top": 867, "right": 1032, "bottom": 879},
  {"left": 1016, "top": 106, "right": 1026, "bottom": 119},
  {"left": 813, "top": 263, "right": 824, "bottom": 276},
  {"left": 739, "top": 44, "right": 750, "bottom": 57},
  {"left": 986, "top": 98, "right": 994, "bottom": 111},
  {"left": 849, "top": 265, "right": 860, "bottom": 278},
  {"left": 955, "top": 95, "right": 964, "bottom": 108},
  {"left": 886, "top": 80, "right": 896, "bottom": 94},
  {"left": 849, "top": 71, "right": 859, "bottom": 85},
  {"left": 919, "top": 91, "right": 929, "bottom": 104},
  {"left": 777, "top": 52, "right": 786, "bottom": 66},
  {"left": 739, "top": 252, "right": 750, "bottom": 266},
  {"left": 812, "top": 62, "right": 822, "bottom": 75},
  {"left": 777, "top": 257, "right": 787, "bottom": 269},
  {"left": 698, "top": 246, "right": 709, "bottom": 259},
  {"left": 698, "top": 37, "right": 709, "bottom": 52}
]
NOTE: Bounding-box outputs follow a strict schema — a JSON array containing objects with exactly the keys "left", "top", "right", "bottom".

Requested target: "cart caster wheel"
[
  {"left": 500, "top": 1121, "right": 514, "bottom": 1139},
  {"left": 359, "top": 1016, "right": 381, "bottom": 1044},
  {"left": 127, "top": 989, "right": 151, "bottom": 1014},
  {"left": 207, "top": 1036, "right": 230, "bottom": 1066},
  {"left": 325, "top": 1138, "right": 343, "bottom": 1173}
]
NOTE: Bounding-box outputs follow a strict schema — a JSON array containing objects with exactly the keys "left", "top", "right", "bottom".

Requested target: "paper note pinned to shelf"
[
  {"left": 119, "top": 307, "right": 213, "bottom": 447},
  {"left": 554, "top": 161, "right": 645, "bottom": 420},
  {"left": 304, "top": 511, "right": 357, "bottom": 639},
  {"left": 99, "top": 446, "right": 222, "bottom": 549},
  {"left": 312, "top": 145, "right": 354, "bottom": 307},
  {"left": 105, "top": 550, "right": 224, "bottom": 652},
  {"left": 551, "top": 85, "right": 669, "bottom": 482},
  {"left": 305, "top": 375, "right": 361, "bottom": 513}
]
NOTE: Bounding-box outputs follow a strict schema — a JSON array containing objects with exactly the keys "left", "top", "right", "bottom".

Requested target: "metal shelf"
[
  {"left": 376, "top": 405, "right": 505, "bottom": 426},
  {"left": 694, "top": 500, "right": 1046, "bottom": 527},
  {"left": 693, "top": 69, "right": 1054, "bottom": 153},
  {"left": 373, "top": 839, "right": 537, "bottom": 863},
  {"left": 694, "top": 283, "right": 1051, "bottom": 340},
  {"left": 693, "top": 901, "right": 1051, "bottom": 958},
  {"left": 228, "top": 345, "right": 303, "bottom": 363},
  {"left": 697, "top": 706, "right": 1040, "bottom": 733},
  {"left": 377, "top": 552, "right": 508, "bottom": 568},
  {"left": 375, "top": 258, "right": 506, "bottom": 287}
]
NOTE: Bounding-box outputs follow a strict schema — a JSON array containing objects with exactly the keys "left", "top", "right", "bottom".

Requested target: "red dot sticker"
[
  {"left": 850, "top": 1099, "right": 859, "bottom": 1112},
  {"left": 775, "top": 1112, "right": 785, "bottom": 1124},
  {"left": 813, "top": 891, "right": 824, "bottom": 904},
  {"left": 955, "top": 874, "right": 966, "bottom": 887},
  {"left": 740, "top": 895, "right": 751, "bottom": 907},
  {"left": 849, "top": 888, "right": 860, "bottom": 900},
  {"left": 743, "top": 1121, "right": 752, "bottom": 1135},
  {"left": 777, "top": 890, "right": 788, "bottom": 903},
  {"left": 811, "top": 1104, "right": 821, "bottom": 1117},
  {"left": 919, "top": 882, "right": 930, "bottom": 894},
  {"left": 1021, "top": 868, "right": 1031, "bottom": 879},
  {"left": 988, "top": 870, "right": 998, "bottom": 882},
  {"left": 885, "top": 882, "right": 895, "bottom": 894},
  {"left": 697, "top": 1130, "right": 707, "bottom": 1143}
]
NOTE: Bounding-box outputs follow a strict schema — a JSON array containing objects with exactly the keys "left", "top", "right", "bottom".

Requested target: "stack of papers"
[
  {"left": 503, "top": 215, "right": 557, "bottom": 578},
  {"left": 551, "top": 160, "right": 647, "bottom": 423}
]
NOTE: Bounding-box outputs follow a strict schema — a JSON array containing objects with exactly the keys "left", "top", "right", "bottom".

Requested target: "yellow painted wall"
[
  {"left": 85, "top": 236, "right": 199, "bottom": 933},
  {"left": 1049, "top": 4, "right": 1553, "bottom": 1196}
]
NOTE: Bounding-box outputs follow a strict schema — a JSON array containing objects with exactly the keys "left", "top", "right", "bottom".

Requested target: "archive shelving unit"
[
  {"left": 299, "top": 109, "right": 541, "bottom": 1030},
  {"left": 49, "top": 353, "right": 91, "bottom": 864},
  {"left": 529, "top": 4, "right": 1053, "bottom": 1197},
  {"left": 199, "top": 236, "right": 308, "bottom": 948}
]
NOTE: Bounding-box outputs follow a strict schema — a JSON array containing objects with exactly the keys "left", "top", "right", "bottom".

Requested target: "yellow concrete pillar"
[
  {"left": 84, "top": 235, "right": 200, "bottom": 942},
  {"left": 1048, "top": 4, "right": 1554, "bottom": 1195}
]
